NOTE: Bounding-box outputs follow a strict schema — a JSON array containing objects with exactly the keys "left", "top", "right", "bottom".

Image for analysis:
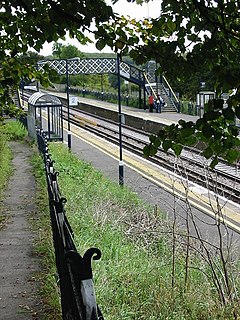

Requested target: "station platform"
[
  {"left": 76, "top": 95, "right": 199, "bottom": 124},
  {"left": 43, "top": 89, "right": 199, "bottom": 133},
  {"left": 37, "top": 89, "right": 240, "bottom": 238}
]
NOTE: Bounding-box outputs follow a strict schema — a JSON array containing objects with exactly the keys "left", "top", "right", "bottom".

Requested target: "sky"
[{"left": 39, "top": 0, "right": 160, "bottom": 56}]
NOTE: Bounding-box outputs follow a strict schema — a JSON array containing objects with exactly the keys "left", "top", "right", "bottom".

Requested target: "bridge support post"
[
  {"left": 143, "top": 86, "right": 146, "bottom": 110},
  {"left": 139, "top": 86, "right": 142, "bottom": 109}
]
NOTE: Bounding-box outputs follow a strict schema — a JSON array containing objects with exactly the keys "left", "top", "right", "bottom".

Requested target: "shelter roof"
[{"left": 28, "top": 91, "right": 62, "bottom": 106}]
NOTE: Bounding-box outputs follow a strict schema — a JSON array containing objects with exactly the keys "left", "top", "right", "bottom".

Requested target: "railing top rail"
[{"left": 143, "top": 72, "right": 157, "bottom": 99}]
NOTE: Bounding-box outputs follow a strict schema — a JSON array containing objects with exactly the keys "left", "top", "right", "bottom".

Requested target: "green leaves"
[
  {"left": 202, "top": 123, "right": 214, "bottom": 138},
  {"left": 210, "top": 157, "right": 218, "bottom": 169},
  {"left": 171, "top": 144, "right": 183, "bottom": 156},
  {"left": 162, "top": 139, "right": 172, "bottom": 152},
  {"left": 144, "top": 97, "right": 240, "bottom": 167},
  {"left": 1, "top": 0, "right": 115, "bottom": 112},
  {"left": 202, "top": 147, "right": 213, "bottom": 159},
  {"left": 143, "top": 144, "right": 157, "bottom": 157},
  {"left": 96, "top": 39, "right": 106, "bottom": 51},
  {"left": 236, "top": 105, "right": 240, "bottom": 120},
  {"left": 222, "top": 107, "right": 235, "bottom": 121},
  {"left": 225, "top": 149, "right": 240, "bottom": 164}
]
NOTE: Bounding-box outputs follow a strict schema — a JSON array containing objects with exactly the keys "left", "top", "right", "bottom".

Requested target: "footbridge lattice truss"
[
  {"left": 38, "top": 58, "right": 146, "bottom": 86},
  {"left": 37, "top": 58, "right": 179, "bottom": 111}
]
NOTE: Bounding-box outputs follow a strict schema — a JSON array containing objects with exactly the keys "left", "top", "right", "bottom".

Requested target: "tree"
[
  {"left": 52, "top": 42, "right": 85, "bottom": 60},
  {"left": 17, "top": 51, "right": 45, "bottom": 66},
  {"left": 1, "top": 0, "right": 240, "bottom": 164},
  {"left": 108, "top": 73, "right": 124, "bottom": 90},
  {"left": 171, "top": 69, "right": 217, "bottom": 101},
  {"left": 0, "top": 0, "right": 113, "bottom": 115}
]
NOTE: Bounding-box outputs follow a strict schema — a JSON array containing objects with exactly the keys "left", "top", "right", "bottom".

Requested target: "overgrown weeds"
[
  {"left": 47, "top": 142, "right": 239, "bottom": 320},
  {"left": 0, "top": 119, "right": 27, "bottom": 141}
]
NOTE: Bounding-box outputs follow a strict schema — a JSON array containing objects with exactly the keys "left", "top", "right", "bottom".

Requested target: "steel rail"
[{"left": 63, "top": 109, "right": 240, "bottom": 204}]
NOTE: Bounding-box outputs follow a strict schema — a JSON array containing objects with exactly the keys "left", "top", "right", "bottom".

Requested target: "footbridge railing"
[
  {"left": 161, "top": 75, "right": 180, "bottom": 112},
  {"left": 36, "top": 128, "right": 104, "bottom": 320},
  {"left": 37, "top": 58, "right": 145, "bottom": 86}
]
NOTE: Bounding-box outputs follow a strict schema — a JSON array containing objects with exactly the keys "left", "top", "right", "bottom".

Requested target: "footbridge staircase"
[
  {"left": 37, "top": 58, "right": 179, "bottom": 112},
  {"left": 144, "top": 60, "right": 179, "bottom": 112}
]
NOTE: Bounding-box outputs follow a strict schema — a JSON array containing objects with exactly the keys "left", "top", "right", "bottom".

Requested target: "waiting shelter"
[
  {"left": 28, "top": 91, "right": 63, "bottom": 141},
  {"left": 196, "top": 91, "right": 215, "bottom": 117}
]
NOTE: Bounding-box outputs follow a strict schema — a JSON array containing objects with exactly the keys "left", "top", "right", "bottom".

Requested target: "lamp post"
[
  {"left": 66, "top": 59, "right": 71, "bottom": 149},
  {"left": 101, "top": 73, "right": 104, "bottom": 101},
  {"left": 155, "top": 68, "right": 159, "bottom": 96},
  {"left": 117, "top": 53, "right": 124, "bottom": 186},
  {"left": 65, "top": 57, "right": 80, "bottom": 150}
]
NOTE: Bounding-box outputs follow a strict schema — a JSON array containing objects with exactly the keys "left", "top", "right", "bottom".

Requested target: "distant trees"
[
  {"left": 17, "top": 51, "right": 45, "bottom": 66},
  {"left": 171, "top": 69, "right": 217, "bottom": 101},
  {"left": 52, "top": 43, "right": 85, "bottom": 60}
]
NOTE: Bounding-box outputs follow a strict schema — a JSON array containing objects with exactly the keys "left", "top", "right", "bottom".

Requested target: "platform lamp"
[
  {"left": 101, "top": 73, "right": 104, "bottom": 101},
  {"left": 65, "top": 57, "right": 80, "bottom": 150},
  {"left": 65, "top": 59, "right": 72, "bottom": 149},
  {"left": 117, "top": 52, "right": 124, "bottom": 186}
]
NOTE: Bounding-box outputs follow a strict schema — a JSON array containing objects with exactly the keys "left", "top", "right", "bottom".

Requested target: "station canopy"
[{"left": 28, "top": 91, "right": 62, "bottom": 107}]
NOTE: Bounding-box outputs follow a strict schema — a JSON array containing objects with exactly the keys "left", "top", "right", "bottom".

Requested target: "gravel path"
[{"left": 0, "top": 141, "right": 43, "bottom": 320}]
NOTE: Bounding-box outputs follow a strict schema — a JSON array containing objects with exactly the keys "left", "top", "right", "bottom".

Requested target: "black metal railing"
[
  {"left": 36, "top": 128, "right": 104, "bottom": 320},
  {"left": 19, "top": 113, "right": 28, "bottom": 129},
  {"left": 69, "top": 87, "right": 140, "bottom": 108}
]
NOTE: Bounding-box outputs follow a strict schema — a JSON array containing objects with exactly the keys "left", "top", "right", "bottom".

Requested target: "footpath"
[{"left": 0, "top": 141, "right": 43, "bottom": 319}]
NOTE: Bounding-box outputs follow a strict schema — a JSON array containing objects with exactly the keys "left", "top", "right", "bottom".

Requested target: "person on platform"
[
  {"left": 149, "top": 94, "right": 154, "bottom": 112},
  {"left": 156, "top": 94, "right": 164, "bottom": 113}
]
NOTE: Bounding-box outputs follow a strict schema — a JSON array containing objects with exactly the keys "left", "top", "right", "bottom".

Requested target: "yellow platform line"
[{"left": 68, "top": 123, "right": 240, "bottom": 233}]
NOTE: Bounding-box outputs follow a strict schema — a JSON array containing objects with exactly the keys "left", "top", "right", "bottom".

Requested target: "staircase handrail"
[
  {"left": 162, "top": 75, "right": 179, "bottom": 110},
  {"left": 143, "top": 72, "right": 158, "bottom": 99}
]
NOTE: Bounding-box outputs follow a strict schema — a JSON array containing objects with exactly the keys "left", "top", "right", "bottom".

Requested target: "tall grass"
[
  {"left": 47, "top": 142, "right": 239, "bottom": 320},
  {"left": 0, "top": 132, "right": 11, "bottom": 227},
  {"left": 0, "top": 119, "right": 27, "bottom": 141}
]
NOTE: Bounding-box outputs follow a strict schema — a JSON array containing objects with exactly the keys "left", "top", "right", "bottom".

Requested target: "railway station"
[
  {"left": 21, "top": 87, "right": 240, "bottom": 233},
  {"left": 4, "top": 74, "right": 240, "bottom": 320},
  {"left": 2, "top": 0, "right": 240, "bottom": 319}
]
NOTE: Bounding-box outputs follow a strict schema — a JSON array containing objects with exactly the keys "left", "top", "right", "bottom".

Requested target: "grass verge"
[
  {"left": 0, "top": 120, "right": 27, "bottom": 228},
  {"left": 46, "top": 142, "right": 239, "bottom": 320}
]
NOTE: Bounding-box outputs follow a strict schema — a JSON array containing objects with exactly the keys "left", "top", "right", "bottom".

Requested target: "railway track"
[
  {"left": 20, "top": 90, "right": 240, "bottom": 204},
  {"left": 64, "top": 107, "right": 240, "bottom": 204}
]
